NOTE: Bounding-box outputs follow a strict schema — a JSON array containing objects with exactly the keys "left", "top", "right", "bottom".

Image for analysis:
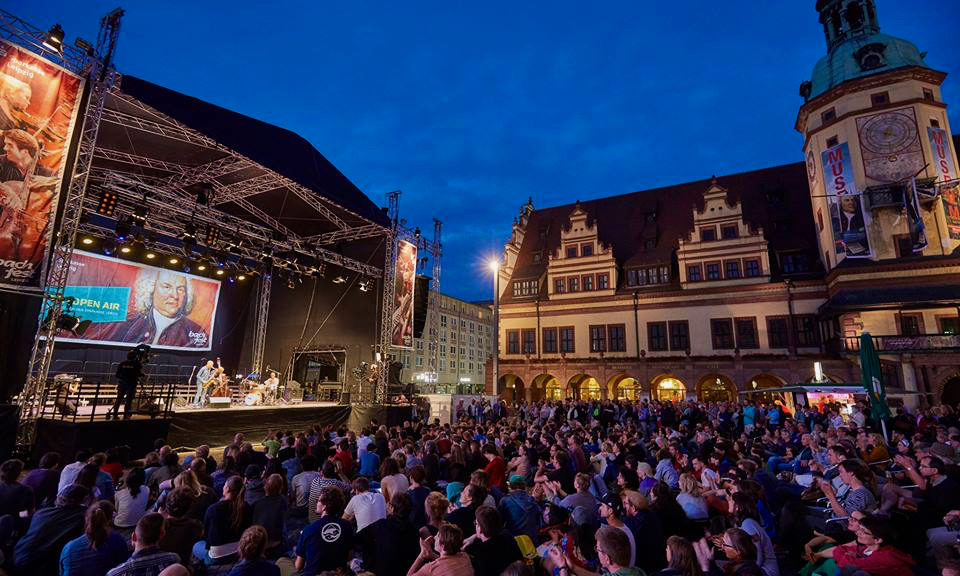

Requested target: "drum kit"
[{"left": 240, "top": 371, "right": 282, "bottom": 406}]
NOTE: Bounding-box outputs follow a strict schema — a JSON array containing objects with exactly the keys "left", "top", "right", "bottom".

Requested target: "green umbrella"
[{"left": 859, "top": 332, "right": 890, "bottom": 439}]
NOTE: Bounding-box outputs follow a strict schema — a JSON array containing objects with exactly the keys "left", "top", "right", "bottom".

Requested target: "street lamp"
[{"left": 489, "top": 259, "right": 500, "bottom": 397}]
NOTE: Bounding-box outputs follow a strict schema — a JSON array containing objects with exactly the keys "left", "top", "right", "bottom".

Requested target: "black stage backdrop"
[{"left": 0, "top": 404, "right": 18, "bottom": 461}]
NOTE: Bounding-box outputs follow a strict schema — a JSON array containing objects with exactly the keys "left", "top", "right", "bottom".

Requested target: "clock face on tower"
[{"left": 856, "top": 107, "right": 925, "bottom": 183}]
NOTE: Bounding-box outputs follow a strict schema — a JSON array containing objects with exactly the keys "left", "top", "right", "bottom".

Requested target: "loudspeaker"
[
  {"left": 208, "top": 397, "right": 231, "bottom": 409},
  {"left": 413, "top": 275, "right": 431, "bottom": 338}
]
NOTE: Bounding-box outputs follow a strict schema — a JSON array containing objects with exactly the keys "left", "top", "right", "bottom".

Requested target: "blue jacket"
[{"left": 497, "top": 489, "right": 540, "bottom": 543}]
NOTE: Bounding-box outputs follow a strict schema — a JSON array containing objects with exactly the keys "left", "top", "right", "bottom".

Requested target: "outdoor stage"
[{"left": 31, "top": 401, "right": 414, "bottom": 461}]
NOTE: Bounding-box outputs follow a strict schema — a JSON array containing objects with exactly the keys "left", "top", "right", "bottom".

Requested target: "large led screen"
[{"left": 55, "top": 251, "right": 221, "bottom": 351}]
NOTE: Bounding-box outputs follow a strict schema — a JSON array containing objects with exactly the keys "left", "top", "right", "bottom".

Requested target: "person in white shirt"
[
  {"left": 343, "top": 477, "right": 386, "bottom": 533},
  {"left": 114, "top": 467, "right": 150, "bottom": 534},
  {"left": 57, "top": 450, "right": 92, "bottom": 495},
  {"left": 290, "top": 456, "right": 321, "bottom": 510}
]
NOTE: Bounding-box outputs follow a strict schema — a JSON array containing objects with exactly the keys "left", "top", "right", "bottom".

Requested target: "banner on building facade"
[
  {"left": 822, "top": 142, "right": 872, "bottom": 258},
  {"left": 907, "top": 178, "right": 928, "bottom": 253},
  {"left": 856, "top": 107, "right": 925, "bottom": 184},
  {"left": 0, "top": 40, "right": 85, "bottom": 290},
  {"left": 928, "top": 126, "right": 960, "bottom": 239},
  {"left": 47, "top": 251, "right": 222, "bottom": 351},
  {"left": 391, "top": 239, "right": 417, "bottom": 348}
]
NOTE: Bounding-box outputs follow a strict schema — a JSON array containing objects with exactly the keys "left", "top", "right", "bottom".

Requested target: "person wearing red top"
[
  {"left": 481, "top": 445, "right": 506, "bottom": 492},
  {"left": 825, "top": 515, "right": 913, "bottom": 576},
  {"left": 332, "top": 440, "right": 354, "bottom": 477}
]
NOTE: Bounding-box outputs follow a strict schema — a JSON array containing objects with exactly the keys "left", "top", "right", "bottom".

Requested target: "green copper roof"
[{"left": 808, "top": 32, "right": 927, "bottom": 99}]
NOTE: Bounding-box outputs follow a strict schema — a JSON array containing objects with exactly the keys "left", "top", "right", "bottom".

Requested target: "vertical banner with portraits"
[
  {"left": 822, "top": 142, "right": 872, "bottom": 258},
  {"left": 391, "top": 239, "right": 417, "bottom": 349},
  {"left": 928, "top": 126, "right": 960, "bottom": 239},
  {"left": 0, "top": 40, "right": 85, "bottom": 289}
]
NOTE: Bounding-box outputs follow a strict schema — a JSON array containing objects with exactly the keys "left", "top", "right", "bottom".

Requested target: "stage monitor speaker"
[
  {"left": 208, "top": 397, "right": 231, "bottom": 409},
  {"left": 412, "top": 275, "right": 431, "bottom": 338}
]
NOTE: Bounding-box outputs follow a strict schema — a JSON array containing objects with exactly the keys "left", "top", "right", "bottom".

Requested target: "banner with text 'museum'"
[
  {"left": 391, "top": 239, "right": 417, "bottom": 349},
  {"left": 822, "top": 142, "right": 872, "bottom": 258},
  {"left": 52, "top": 251, "right": 222, "bottom": 351},
  {"left": 0, "top": 40, "right": 85, "bottom": 290},
  {"left": 928, "top": 126, "right": 960, "bottom": 240}
]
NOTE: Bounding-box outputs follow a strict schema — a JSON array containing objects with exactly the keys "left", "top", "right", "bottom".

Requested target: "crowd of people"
[{"left": 2, "top": 396, "right": 960, "bottom": 576}]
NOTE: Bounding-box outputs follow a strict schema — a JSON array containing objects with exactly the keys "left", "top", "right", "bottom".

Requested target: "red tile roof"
[{"left": 503, "top": 162, "right": 822, "bottom": 301}]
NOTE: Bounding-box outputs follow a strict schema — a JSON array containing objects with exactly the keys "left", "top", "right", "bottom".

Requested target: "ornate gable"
[
  {"left": 546, "top": 202, "right": 617, "bottom": 299},
  {"left": 677, "top": 178, "right": 770, "bottom": 288}
]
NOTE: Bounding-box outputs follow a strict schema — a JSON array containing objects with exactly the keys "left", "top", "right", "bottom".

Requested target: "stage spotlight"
[
  {"left": 287, "top": 278, "right": 295, "bottom": 289},
  {"left": 120, "top": 246, "right": 132, "bottom": 254},
  {"left": 114, "top": 218, "right": 131, "bottom": 241},
  {"left": 237, "top": 274, "right": 246, "bottom": 281},
  {"left": 74, "top": 37, "right": 93, "bottom": 55},
  {"left": 168, "top": 256, "right": 179, "bottom": 265},
  {"left": 197, "top": 262, "right": 208, "bottom": 271},
  {"left": 81, "top": 237, "right": 94, "bottom": 245},
  {"left": 96, "top": 190, "right": 118, "bottom": 217},
  {"left": 227, "top": 275, "right": 236, "bottom": 284},
  {"left": 215, "top": 269, "right": 225, "bottom": 276},
  {"left": 204, "top": 224, "right": 219, "bottom": 246},
  {"left": 131, "top": 204, "right": 148, "bottom": 225},
  {"left": 359, "top": 279, "right": 371, "bottom": 292},
  {"left": 102, "top": 239, "right": 117, "bottom": 256},
  {"left": 42, "top": 24, "right": 65, "bottom": 53},
  {"left": 414, "top": 227, "right": 421, "bottom": 238},
  {"left": 333, "top": 275, "right": 346, "bottom": 284},
  {"left": 145, "top": 251, "right": 156, "bottom": 260}
]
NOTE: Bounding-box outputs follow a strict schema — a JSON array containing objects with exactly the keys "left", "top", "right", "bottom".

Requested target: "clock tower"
[{"left": 796, "top": 0, "right": 959, "bottom": 269}]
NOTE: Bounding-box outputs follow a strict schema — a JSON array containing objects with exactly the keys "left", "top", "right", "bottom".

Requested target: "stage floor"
[{"left": 61, "top": 399, "right": 338, "bottom": 421}]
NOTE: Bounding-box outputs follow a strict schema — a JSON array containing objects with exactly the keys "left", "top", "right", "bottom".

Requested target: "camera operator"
[{"left": 108, "top": 345, "right": 149, "bottom": 420}]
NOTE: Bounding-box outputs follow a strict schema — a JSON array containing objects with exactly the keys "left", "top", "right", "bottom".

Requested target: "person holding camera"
[{"left": 109, "top": 347, "right": 146, "bottom": 420}]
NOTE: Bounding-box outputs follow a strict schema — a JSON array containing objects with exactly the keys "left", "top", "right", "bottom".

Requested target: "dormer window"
[
  {"left": 566, "top": 246, "right": 577, "bottom": 258},
  {"left": 721, "top": 225, "right": 739, "bottom": 239},
  {"left": 854, "top": 42, "right": 886, "bottom": 71},
  {"left": 701, "top": 227, "right": 717, "bottom": 241},
  {"left": 581, "top": 243, "right": 593, "bottom": 257}
]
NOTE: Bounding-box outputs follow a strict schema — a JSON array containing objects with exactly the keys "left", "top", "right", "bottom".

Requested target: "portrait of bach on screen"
[{"left": 52, "top": 251, "right": 222, "bottom": 351}]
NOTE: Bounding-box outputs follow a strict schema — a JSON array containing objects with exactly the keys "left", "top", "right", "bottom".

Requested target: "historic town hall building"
[{"left": 491, "top": 0, "right": 960, "bottom": 406}]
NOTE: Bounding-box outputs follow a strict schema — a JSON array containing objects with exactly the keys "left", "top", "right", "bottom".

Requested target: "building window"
[
  {"left": 744, "top": 259, "right": 761, "bottom": 277},
  {"left": 669, "top": 321, "right": 689, "bottom": 351},
  {"left": 590, "top": 325, "right": 607, "bottom": 353},
  {"left": 648, "top": 322, "right": 668, "bottom": 351},
  {"left": 711, "top": 319, "right": 735, "bottom": 349},
  {"left": 513, "top": 279, "right": 538, "bottom": 297},
  {"left": 582, "top": 275, "right": 594, "bottom": 291},
  {"left": 821, "top": 107, "right": 836, "bottom": 123},
  {"left": 627, "top": 269, "right": 642, "bottom": 286},
  {"left": 532, "top": 252, "right": 542, "bottom": 264},
  {"left": 441, "top": 315, "right": 447, "bottom": 327},
  {"left": 870, "top": 91, "right": 889, "bottom": 107},
  {"left": 568, "top": 277, "right": 579, "bottom": 292},
  {"left": 559, "top": 327, "right": 575, "bottom": 353},
  {"left": 938, "top": 316, "right": 959, "bottom": 334},
  {"left": 416, "top": 356, "right": 423, "bottom": 366},
  {"left": 794, "top": 315, "right": 819, "bottom": 347},
  {"left": 581, "top": 243, "right": 593, "bottom": 257},
  {"left": 721, "top": 225, "right": 738, "bottom": 239},
  {"left": 644, "top": 238, "right": 656, "bottom": 249},
  {"left": 566, "top": 246, "right": 578, "bottom": 258},
  {"left": 521, "top": 329, "right": 537, "bottom": 354},
  {"left": 507, "top": 330, "right": 520, "bottom": 354},
  {"left": 898, "top": 314, "right": 923, "bottom": 336},
  {"left": 923, "top": 88, "right": 935, "bottom": 102},
  {"left": 450, "top": 360, "right": 455, "bottom": 369},
  {"left": 780, "top": 252, "right": 810, "bottom": 274},
  {"left": 659, "top": 266, "right": 669, "bottom": 284},
  {"left": 597, "top": 273, "right": 609, "bottom": 290},
  {"left": 687, "top": 265, "right": 702, "bottom": 282},
  {"left": 543, "top": 328, "right": 558, "bottom": 353},
  {"left": 706, "top": 262, "right": 721, "bottom": 280},
  {"left": 735, "top": 318, "right": 758, "bottom": 349},
  {"left": 931, "top": 118, "right": 940, "bottom": 128},
  {"left": 826, "top": 135, "right": 838, "bottom": 148},
  {"left": 701, "top": 227, "right": 717, "bottom": 241},
  {"left": 554, "top": 278, "right": 565, "bottom": 294},
  {"left": 725, "top": 260, "right": 741, "bottom": 279},
  {"left": 817, "top": 208, "right": 824, "bottom": 231},
  {"left": 608, "top": 324, "right": 626, "bottom": 352},
  {"left": 767, "top": 317, "right": 789, "bottom": 348}
]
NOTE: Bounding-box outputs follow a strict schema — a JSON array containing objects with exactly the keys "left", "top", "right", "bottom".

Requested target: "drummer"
[{"left": 264, "top": 371, "right": 280, "bottom": 403}]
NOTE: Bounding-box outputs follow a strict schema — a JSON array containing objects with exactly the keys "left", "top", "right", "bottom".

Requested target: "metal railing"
[{"left": 832, "top": 333, "right": 960, "bottom": 353}]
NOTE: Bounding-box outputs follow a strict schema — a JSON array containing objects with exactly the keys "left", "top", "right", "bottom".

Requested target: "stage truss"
[{"left": 4, "top": 7, "right": 398, "bottom": 448}]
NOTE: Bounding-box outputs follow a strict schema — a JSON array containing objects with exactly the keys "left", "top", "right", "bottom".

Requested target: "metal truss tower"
[
  {"left": 8, "top": 9, "right": 124, "bottom": 449},
  {"left": 377, "top": 191, "right": 400, "bottom": 403},
  {"left": 427, "top": 219, "right": 442, "bottom": 382},
  {"left": 250, "top": 271, "right": 272, "bottom": 378}
]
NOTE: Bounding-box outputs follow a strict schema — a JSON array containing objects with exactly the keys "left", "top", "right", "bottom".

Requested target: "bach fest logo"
[{"left": 188, "top": 331, "right": 208, "bottom": 347}]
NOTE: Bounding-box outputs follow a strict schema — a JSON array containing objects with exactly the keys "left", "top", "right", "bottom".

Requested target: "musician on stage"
[
  {"left": 194, "top": 359, "right": 215, "bottom": 406},
  {"left": 264, "top": 371, "right": 279, "bottom": 403},
  {"left": 206, "top": 366, "right": 228, "bottom": 400},
  {"left": 109, "top": 347, "right": 145, "bottom": 420},
  {"left": 0, "top": 79, "right": 30, "bottom": 131}
]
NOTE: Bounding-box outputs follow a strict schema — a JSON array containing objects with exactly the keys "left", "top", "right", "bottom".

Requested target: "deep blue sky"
[{"left": 10, "top": 1, "right": 959, "bottom": 301}]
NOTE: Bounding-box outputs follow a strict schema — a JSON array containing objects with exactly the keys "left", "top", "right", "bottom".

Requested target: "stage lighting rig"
[
  {"left": 114, "top": 218, "right": 131, "bottom": 242},
  {"left": 333, "top": 275, "right": 347, "bottom": 284},
  {"left": 74, "top": 37, "right": 94, "bottom": 56},
  {"left": 96, "top": 190, "right": 118, "bottom": 217},
  {"left": 196, "top": 182, "right": 213, "bottom": 206},
  {"left": 42, "top": 24, "right": 65, "bottom": 53},
  {"left": 359, "top": 279, "right": 372, "bottom": 292},
  {"left": 102, "top": 239, "right": 117, "bottom": 256},
  {"left": 131, "top": 204, "right": 148, "bottom": 225},
  {"left": 204, "top": 224, "right": 220, "bottom": 246},
  {"left": 43, "top": 297, "right": 91, "bottom": 337}
]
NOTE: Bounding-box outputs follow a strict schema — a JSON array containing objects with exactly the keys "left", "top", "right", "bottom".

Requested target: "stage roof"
[{"left": 84, "top": 74, "right": 389, "bottom": 276}]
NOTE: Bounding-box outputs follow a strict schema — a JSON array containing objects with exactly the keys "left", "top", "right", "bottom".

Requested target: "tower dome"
[{"left": 800, "top": 0, "right": 928, "bottom": 101}]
